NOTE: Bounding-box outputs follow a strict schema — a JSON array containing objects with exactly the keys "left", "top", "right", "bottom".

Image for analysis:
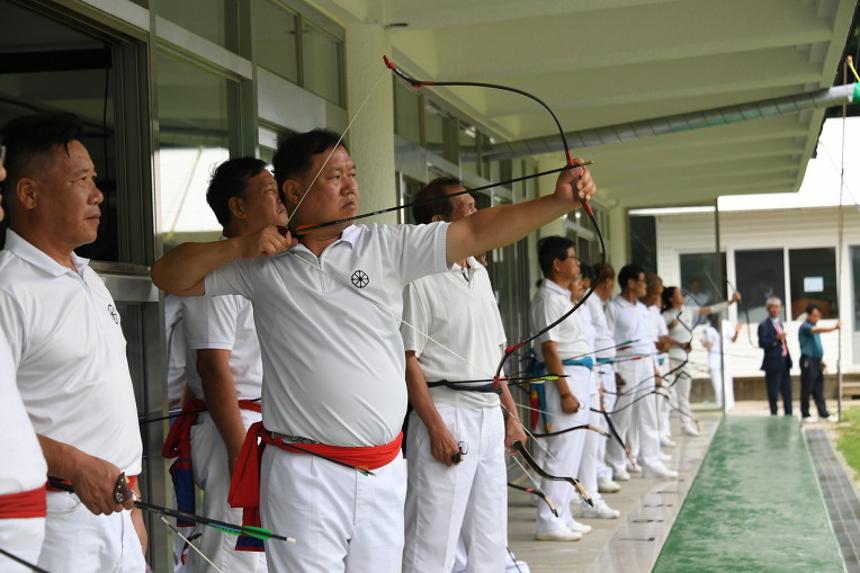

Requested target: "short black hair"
[
  {"left": 618, "top": 264, "right": 645, "bottom": 292},
  {"left": 592, "top": 262, "right": 615, "bottom": 287},
  {"left": 805, "top": 303, "right": 823, "bottom": 316},
  {"left": 412, "top": 177, "right": 463, "bottom": 224},
  {"left": 0, "top": 112, "right": 84, "bottom": 198},
  {"left": 579, "top": 261, "right": 594, "bottom": 282},
  {"left": 206, "top": 157, "right": 269, "bottom": 227},
  {"left": 661, "top": 286, "right": 677, "bottom": 312},
  {"left": 537, "top": 236, "right": 575, "bottom": 277},
  {"left": 272, "top": 129, "right": 347, "bottom": 192}
]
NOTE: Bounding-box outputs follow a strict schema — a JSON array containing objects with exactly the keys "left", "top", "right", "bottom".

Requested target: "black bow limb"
[
  {"left": 511, "top": 441, "right": 593, "bottom": 507},
  {"left": 507, "top": 482, "right": 559, "bottom": 517}
]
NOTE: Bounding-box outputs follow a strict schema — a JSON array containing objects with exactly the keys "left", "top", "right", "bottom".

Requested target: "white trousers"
[
  {"left": 260, "top": 444, "right": 406, "bottom": 573},
  {"left": 403, "top": 404, "right": 506, "bottom": 573},
  {"left": 594, "top": 366, "right": 616, "bottom": 481},
  {"left": 656, "top": 358, "right": 673, "bottom": 440},
  {"left": 0, "top": 517, "right": 44, "bottom": 572},
  {"left": 535, "top": 365, "right": 591, "bottom": 532},
  {"left": 709, "top": 359, "right": 735, "bottom": 410},
  {"left": 576, "top": 393, "right": 605, "bottom": 507},
  {"left": 671, "top": 360, "right": 695, "bottom": 431},
  {"left": 453, "top": 541, "right": 531, "bottom": 573},
  {"left": 38, "top": 491, "right": 145, "bottom": 572},
  {"left": 606, "top": 360, "right": 660, "bottom": 472},
  {"left": 190, "top": 411, "right": 266, "bottom": 573}
]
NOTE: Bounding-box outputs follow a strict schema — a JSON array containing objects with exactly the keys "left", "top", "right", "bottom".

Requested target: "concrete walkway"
[{"left": 507, "top": 412, "right": 721, "bottom": 573}]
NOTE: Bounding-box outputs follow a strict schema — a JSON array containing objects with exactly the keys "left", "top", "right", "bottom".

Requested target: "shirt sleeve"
[
  {"left": 532, "top": 294, "right": 567, "bottom": 346},
  {"left": 182, "top": 295, "right": 240, "bottom": 351},
  {"left": 385, "top": 222, "right": 450, "bottom": 286},
  {"left": 0, "top": 289, "right": 26, "bottom": 370},
  {"left": 204, "top": 258, "right": 256, "bottom": 300},
  {"left": 401, "top": 282, "right": 431, "bottom": 356}
]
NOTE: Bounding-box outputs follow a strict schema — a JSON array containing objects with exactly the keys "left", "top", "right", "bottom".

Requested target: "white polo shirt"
[
  {"left": 586, "top": 294, "right": 615, "bottom": 360},
  {"left": 182, "top": 292, "right": 263, "bottom": 402},
  {"left": 605, "top": 295, "right": 653, "bottom": 358},
  {"left": 530, "top": 279, "right": 590, "bottom": 362},
  {"left": 663, "top": 306, "right": 695, "bottom": 362},
  {"left": 0, "top": 230, "right": 142, "bottom": 476},
  {"left": 644, "top": 304, "right": 668, "bottom": 368},
  {"left": 402, "top": 257, "right": 505, "bottom": 409},
  {"left": 204, "top": 223, "right": 449, "bottom": 447},
  {"left": 0, "top": 330, "right": 47, "bottom": 495}
]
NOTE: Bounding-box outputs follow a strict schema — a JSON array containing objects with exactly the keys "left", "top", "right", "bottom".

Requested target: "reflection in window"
[
  {"left": 629, "top": 215, "right": 657, "bottom": 273},
  {"left": 394, "top": 82, "right": 421, "bottom": 144},
  {"left": 679, "top": 253, "right": 727, "bottom": 306},
  {"left": 254, "top": 0, "right": 300, "bottom": 83},
  {"left": 788, "top": 248, "right": 837, "bottom": 319},
  {"left": 302, "top": 23, "right": 342, "bottom": 104},
  {"left": 424, "top": 99, "right": 457, "bottom": 163},
  {"left": 157, "top": 0, "right": 230, "bottom": 49},
  {"left": 735, "top": 249, "right": 785, "bottom": 322},
  {"left": 156, "top": 51, "right": 232, "bottom": 239}
]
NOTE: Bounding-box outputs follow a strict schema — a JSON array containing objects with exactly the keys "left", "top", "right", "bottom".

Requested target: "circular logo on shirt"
[
  {"left": 107, "top": 304, "right": 120, "bottom": 325},
  {"left": 351, "top": 270, "right": 369, "bottom": 289}
]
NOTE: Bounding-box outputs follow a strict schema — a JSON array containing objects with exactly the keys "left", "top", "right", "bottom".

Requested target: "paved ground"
[
  {"left": 653, "top": 416, "right": 843, "bottom": 573},
  {"left": 507, "top": 412, "right": 721, "bottom": 573}
]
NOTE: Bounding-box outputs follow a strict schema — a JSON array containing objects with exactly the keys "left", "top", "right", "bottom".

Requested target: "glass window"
[
  {"left": 424, "top": 99, "right": 458, "bottom": 162},
  {"left": 393, "top": 82, "right": 421, "bottom": 145},
  {"left": 302, "top": 22, "right": 342, "bottom": 104},
  {"left": 0, "top": 0, "right": 119, "bottom": 260},
  {"left": 253, "top": 0, "right": 300, "bottom": 83},
  {"left": 735, "top": 249, "right": 786, "bottom": 322},
  {"left": 157, "top": 0, "right": 231, "bottom": 49},
  {"left": 679, "top": 253, "right": 727, "bottom": 306},
  {"left": 788, "top": 248, "right": 837, "bottom": 319},
  {"left": 156, "top": 51, "right": 233, "bottom": 240},
  {"left": 853, "top": 247, "right": 860, "bottom": 334},
  {"left": 629, "top": 215, "right": 657, "bottom": 273}
]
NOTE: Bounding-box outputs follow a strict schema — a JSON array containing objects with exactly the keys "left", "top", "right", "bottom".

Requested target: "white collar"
[{"left": 4, "top": 229, "right": 89, "bottom": 278}]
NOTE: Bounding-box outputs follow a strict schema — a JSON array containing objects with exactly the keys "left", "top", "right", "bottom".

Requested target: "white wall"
[{"left": 656, "top": 206, "right": 860, "bottom": 377}]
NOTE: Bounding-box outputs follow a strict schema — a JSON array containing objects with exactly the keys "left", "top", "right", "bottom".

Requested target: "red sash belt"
[
  {"left": 163, "top": 398, "right": 262, "bottom": 526},
  {"left": 228, "top": 422, "right": 402, "bottom": 534},
  {"left": 0, "top": 484, "right": 47, "bottom": 519}
]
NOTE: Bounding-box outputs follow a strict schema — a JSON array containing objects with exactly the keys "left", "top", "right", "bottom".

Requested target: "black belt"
[{"left": 426, "top": 380, "right": 502, "bottom": 395}]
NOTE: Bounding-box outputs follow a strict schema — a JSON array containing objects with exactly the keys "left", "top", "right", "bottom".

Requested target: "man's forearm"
[
  {"left": 151, "top": 239, "right": 244, "bottom": 296},
  {"left": 38, "top": 435, "right": 85, "bottom": 480},
  {"left": 499, "top": 383, "right": 521, "bottom": 423},
  {"left": 447, "top": 194, "right": 571, "bottom": 264},
  {"left": 405, "top": 354, "right": 446, "bottom": 433},
  {"left": 201, "top": 372, "right": 247, "bottom": 465},
  {"left": 542, "top": 344, "right": 571, "bottom": 396}
]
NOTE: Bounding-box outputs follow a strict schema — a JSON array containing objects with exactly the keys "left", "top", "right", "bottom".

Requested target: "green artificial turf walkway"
[{"left": 653, "top": 416, "right": 843, "bottom": 573}]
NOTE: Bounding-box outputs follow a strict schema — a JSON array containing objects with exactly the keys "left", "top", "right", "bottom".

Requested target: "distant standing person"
[
  {"left": 702, "top": 314, "right": 741, "bottom": 411},
  {"left": 757, "top": 297, "right": 793, "bottom": 416},
  {"left": 798, "top": 304, "right": 840, "bottom": 422}
]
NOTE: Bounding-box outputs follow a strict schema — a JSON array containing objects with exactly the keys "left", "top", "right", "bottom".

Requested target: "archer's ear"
[
  {"left": 15, "top": 177, "right": 39, "bottom": 210},
  {"left": 227, "top": 196, "right": 246, "bottom": 220},
  {"left": 282, "top": 179, "right": 303, "bottom": 206}
]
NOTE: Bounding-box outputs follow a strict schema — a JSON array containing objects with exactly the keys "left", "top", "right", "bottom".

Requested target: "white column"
[
  {"left": 608, "top": 203, "right": 628, "bottom": 269},
  {"left": 344, "top": 24, "right": 397, "bottom": 224}
]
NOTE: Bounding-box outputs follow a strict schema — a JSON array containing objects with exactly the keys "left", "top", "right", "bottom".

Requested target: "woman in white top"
[
  {"left": 702, "top": 314, "right": 741, "bottom": 410},
  {"left": 660, "top": 286, "right": 741, "bottom": 434}
]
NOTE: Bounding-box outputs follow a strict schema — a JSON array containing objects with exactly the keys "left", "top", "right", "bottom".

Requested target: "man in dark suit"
[{"left": 758, "top": 297, "right": 793, "bottom": 416}]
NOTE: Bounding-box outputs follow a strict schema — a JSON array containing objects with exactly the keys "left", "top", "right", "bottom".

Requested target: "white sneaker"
[
  {"left": 580, "top": 501, "right": 621, "bottom": 519},
  {"left": 660, "top": 451, "right": 672, "bottom": 462},
  {"left": 535, "top": 527, "right": 582, "bottom": 541},
  {"left": 613, "top": 468, "right": 631, "bottom": 482},
  {"left": 660, "top": 436, "right": 677, "bottom": 448},
  {"left": 597, "top": 477, "right": 621, "bottom": 493},
  {"left": 683, "top": 425, "right": 700, "bottom": 436},
  {"left": 627, "top": 461, "right": 643, "bottom": 475},
  {"left": 803, "top": 415, "right": 819, "bottom": 424},
  {"left": 642, "top": 461, "right": 679, "bottom": 479},
  {"left": 565, "top": 519, "right": 592, "bottom": 534}
]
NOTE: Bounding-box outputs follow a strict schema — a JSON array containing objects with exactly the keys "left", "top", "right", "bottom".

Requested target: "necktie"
[{"left": 773, "top": 321, "right": 788, "bottom": 356}]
